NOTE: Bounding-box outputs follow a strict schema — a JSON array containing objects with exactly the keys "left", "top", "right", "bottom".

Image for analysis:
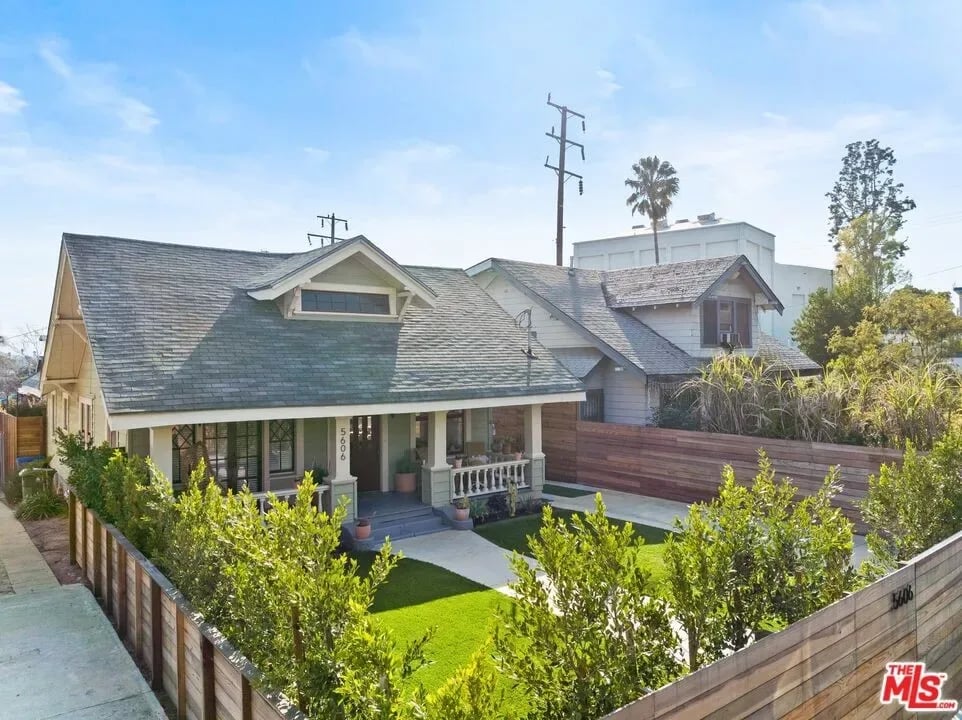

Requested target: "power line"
[
  {"left": 923, "top": 263, "right": 962, "bottom": 277},
  {"left": 544, "top": 93, "right": 586, "bottom": 266}
]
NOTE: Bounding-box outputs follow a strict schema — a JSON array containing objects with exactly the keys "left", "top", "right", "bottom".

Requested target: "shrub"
[
  {"left": 860, "top": 429, "right": 962, "bottom": 578},
  {"left": 15, "top": 485, "right": 67, "bottom": 520},
  {"left": 665, "top": 453, "right": 855, "bottom": 669},
  {"left": 495, "top": 495, "right": 681, "bottom": 719},
  {"left": 56, "top": 429, "right": 114, "bottom": 515}
]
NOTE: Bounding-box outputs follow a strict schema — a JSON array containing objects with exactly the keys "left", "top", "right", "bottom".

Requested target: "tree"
[
  {"left": 861, "top": 429, "right": 962, "bottom": 578},
  {"left": 791, "top": 278, "right": 873, "bottom": 366},
  {"left": 495, "top": 496, "right": 680, "bottom": 719},
  {"left": 826, "top": 139, "right": 916, "bottom": 249},
  {"left": 834, "top": 214, "right": 910, "bottom": 302},
  {"left": 625, "top": 156, "right": 679, "bottom": 265},
  {"left": 665, "top": 454, "right": 855, "bottom": 670},
  {"left": 871, "top": 287, "right": 962, "bottom": 365}
]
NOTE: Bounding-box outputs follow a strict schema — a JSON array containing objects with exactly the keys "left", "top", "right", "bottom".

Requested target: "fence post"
[
  {"left": 176, "top": 609, "right": 187, "bottom": 720},
  {"left": 135, "top": 564, "right": 144, "bottom": 656},
  {"left": 68, "top": 491, "right": 77, "bottom": 565},
  {"left": 105, "top": 532, "right": 114, "bottom": 616},
  {"left": 118, "top": 545, "right": 128, "bottom": 639},
  {"left": 151, "top": 580, "right": 163, "bottom": 691},
  {"left": 241, "top": 676, "right": 253, "bottom": 720},
  {"left": 81, "top": 506, "right": 88, "bottom": 573},
  {"left": 92, "top": 516, "right": 103, "bottom": 599},
  {"left": 201, "top": 635, "right": 216, "bottom": 720}
]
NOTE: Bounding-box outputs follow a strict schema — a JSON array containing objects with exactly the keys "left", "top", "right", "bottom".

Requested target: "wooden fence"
[
  {"left": 0, "top": 412, "right": 46, "bottom": 491},
  {"left": 493, "top": 403, "right": 579, "bottom": 483},
  {"left": 542, "top": 417, "right": 903, "bottom": 532},
  {"left": 68, "top": 492, "right": 303, "bottom": 720},
  {"left": 606, "top": 526, "right": 962, "bottom": 719}
]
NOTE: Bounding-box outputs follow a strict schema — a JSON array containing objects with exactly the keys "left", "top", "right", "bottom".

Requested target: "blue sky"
[{"left": 2, "top": 0, "right": 961, "bottom": 337}]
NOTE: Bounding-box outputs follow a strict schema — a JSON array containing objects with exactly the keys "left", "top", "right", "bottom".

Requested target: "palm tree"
[{"left": 625, "top": 156, "right": 680, "bottom": 265}]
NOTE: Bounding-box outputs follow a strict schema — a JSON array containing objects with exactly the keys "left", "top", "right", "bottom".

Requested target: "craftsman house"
[
  {"left": 468, "top": 255, "right": 818, "bottom": 426},
  {"left": 41, "top": 233, "right": 584, "bottom": 536}
]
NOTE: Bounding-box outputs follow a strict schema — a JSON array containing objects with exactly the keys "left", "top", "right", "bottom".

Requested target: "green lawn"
[
  {"left": 473, "top": 508, "right": 675, "bottom": 587},
  {"left": 350, "top": 553, "right": 526, "bottom": 713},
  {"left": 542, "top": 483, "right": 594, "bottom": 498}
]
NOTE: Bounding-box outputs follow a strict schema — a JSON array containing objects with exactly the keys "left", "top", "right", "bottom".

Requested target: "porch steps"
[{"left": 349, "top": 501, "right": 448, "bottom": 551}]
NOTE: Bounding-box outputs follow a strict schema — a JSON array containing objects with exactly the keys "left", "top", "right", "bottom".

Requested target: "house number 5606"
[
  {"left": 339, "top": 426, "right": 348, "bottom": 461},
  {"left": 890, "top": 584, "right": 913, "bottom": 611}
]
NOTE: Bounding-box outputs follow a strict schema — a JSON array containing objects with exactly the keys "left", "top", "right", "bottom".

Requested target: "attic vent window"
[{"left": 301, "top": 290, "right": 390, "bottom": 315}]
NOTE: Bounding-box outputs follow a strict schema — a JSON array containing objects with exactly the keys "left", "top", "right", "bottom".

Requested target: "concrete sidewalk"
[{"left": 0, "top": 501, "right": 167, "bottom": 719}]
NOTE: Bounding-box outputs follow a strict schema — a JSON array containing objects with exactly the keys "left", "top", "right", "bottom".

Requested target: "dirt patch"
[{"left": 20, "top": 515, "right": 84, "bottom": 585}]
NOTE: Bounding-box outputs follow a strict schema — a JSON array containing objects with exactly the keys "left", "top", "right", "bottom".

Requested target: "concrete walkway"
[
  {"left": 388, "top": 529, "right": 537, "bottom": 595},
  {"left": 0, "top": 501, "right": 167, "bottom": 719}
]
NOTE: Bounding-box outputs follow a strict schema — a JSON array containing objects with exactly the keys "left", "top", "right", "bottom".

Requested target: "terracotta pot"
[
  {"left": 454, "top": 506, "right": 470, "bottom": 522},
  {"left": 395, "top": 472, "right": 417, "bottom": 493},
  {"left": 453, "top": 458, "right": 463, "bottom": 469},
  {"left": 514, "top": 452, "right": 524, "bottom": 461},
  {"left": 355, "top": 521, "right": 372, "bottom": 540}
]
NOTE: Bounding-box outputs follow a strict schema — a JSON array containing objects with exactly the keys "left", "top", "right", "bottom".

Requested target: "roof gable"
[
  {"left": 601, "top": 255, "right": 783, "bottom": 312},
  {"left": 246, "top": 235, "right": 437, "bottom": 307}
]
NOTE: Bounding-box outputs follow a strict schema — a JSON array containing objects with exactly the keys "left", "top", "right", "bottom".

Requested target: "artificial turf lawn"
[
  {"left": 542, "top": 483, "right": 594, "bottom": 497},
  {"left": 473, "top": 508, "right": 675, "bottom": 587},
  {"left": 350, "top": 552, "right": 526, "bottom": 711}
]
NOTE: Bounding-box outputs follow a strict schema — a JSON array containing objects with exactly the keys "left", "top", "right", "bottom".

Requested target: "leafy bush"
[
  {"left": 15, "top": 485, "right": 67, "bottom": 520},
  {"left": 860, "top": 429, "right": 962, "bottom": 578},
  {"left": 495, "top": 495, "right": 681, "bottom": 720},
  {"left": 56, "top": 429, "right": 115, "bottom": 515},
  {"left": 664, "top": 453, "right": 855, "bottom": 670}
]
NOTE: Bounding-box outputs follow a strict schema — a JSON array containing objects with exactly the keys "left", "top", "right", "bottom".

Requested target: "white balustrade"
[
  {"left": 250, "top": 485, "right": 328, "bottom": 514},
  {"left": 451, "top": 459, "right": 530, "bottom": 499}
]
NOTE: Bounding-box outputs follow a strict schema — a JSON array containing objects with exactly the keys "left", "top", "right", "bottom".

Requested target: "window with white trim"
[
  {"left": 79, "top": 397, "right": 93, "bottom": 442},
  {"left": 62, "top": 393, "right": 70, "bottom": 430}
]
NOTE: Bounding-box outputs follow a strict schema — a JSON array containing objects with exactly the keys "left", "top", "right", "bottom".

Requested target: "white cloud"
[
  {"left": 634, "top": 34, "right": 695, "bottom": 91},
  {"left": 333, "top": 28, "right": 423, "bottom": 71},
  {"left": 0, "top": 82, "right": 26, "bottom": 115},
  {"left": 303, "top": 146, "right": 330, "bottom": 162},
  {"left": 795, "top": 1, "right": 894, "bottom": 36},
  {"left": 37, "top": 38, "right": 159, "bottom": 133},
  {"left": 596, "top": 69, "right": 621, "bottom": 98}
]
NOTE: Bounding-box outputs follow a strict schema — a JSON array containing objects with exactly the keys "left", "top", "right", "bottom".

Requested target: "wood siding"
[
  {"left": 0, "top": 412, "right": 47, "bottom": 491},
  {"left": 68, "top": 493, "right": 304, "bottom": 720},
  {"left": 561, "top": 424, "right": 902, "bottom": 533},
  {"left": 484, "top": 274, "right": 585, "bottom": 348},
  {"left": 606, "top": 527, "right": 962, "bottom": 719}
]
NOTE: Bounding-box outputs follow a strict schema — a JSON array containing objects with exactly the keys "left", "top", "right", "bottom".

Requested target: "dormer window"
[{"left": 301, "top": 289, "right": 391, "bottom": 315}]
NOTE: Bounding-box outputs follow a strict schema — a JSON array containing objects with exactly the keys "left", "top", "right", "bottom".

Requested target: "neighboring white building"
[{"left": 571, "top": 214, "right": 833, "bottom": 345}]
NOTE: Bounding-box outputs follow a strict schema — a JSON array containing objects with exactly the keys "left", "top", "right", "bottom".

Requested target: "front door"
[{"left": 350, "top": 415, "right": 381, "bottom": 492}]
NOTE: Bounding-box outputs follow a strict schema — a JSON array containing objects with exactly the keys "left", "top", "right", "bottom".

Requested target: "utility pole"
[
  {"left": 307, "top": 212, "right": 350, "bottom": 246},
  {"left": 544, "top": 93, "right": 586, "bottom": 266}
]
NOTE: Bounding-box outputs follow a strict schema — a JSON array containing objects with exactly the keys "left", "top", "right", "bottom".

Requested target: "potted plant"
[
  {"left": 453, "top": 456, "right": 463, "bottom": 469},
  {"left": 355, "top": 516, "right": 372, "bottom": 540},
  {"left": 453, "top": 496, "right": 470, "bottom": 521},
  {"left": 395, "top": 454, "right": 418, "bottom": 493}
]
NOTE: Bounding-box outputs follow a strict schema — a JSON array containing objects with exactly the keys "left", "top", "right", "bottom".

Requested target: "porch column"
[
  {"left": 421, "top": 410, "right": 451, "bottom": 507},
  {"left": 328, "top": 416, "right": 357, "bottom": 520},
  {"left": 148, "top": 426, "right": 174, "bottom": 484},
  {"left": 523, "top": 404, "right": 546, "bottom": 499},
  {"left": 294, "top": 418, "right": 305, "bottom": 478}
]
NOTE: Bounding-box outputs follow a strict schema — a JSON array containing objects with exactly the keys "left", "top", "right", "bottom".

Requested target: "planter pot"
[
  {"left": 453, "top": 458, "right": 463, "bottom": 469},
  {"left": 395, "top": 472, "right": 417, "bottom": 493},
  {"left": 454, "top": 507, "right": 470, "bottom": 521},
  {"left": 514, "top": 452, "right": 524, "bottom": 461},
  {"left": 355, "top": 522, "right": 372, "bottom": 540}
]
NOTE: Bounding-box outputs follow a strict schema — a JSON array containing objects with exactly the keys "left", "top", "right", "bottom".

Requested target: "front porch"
[{"left": 134, "top": 403, "right": 547, "bottom": 522}]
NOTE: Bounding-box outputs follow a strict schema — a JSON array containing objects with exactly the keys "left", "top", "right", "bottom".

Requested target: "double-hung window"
[
  {"left": 79, "top": 397, "right": 93, "bottom": 442},
  {"left": 702, "top": 298, "right": 752, "bottom": 348}
]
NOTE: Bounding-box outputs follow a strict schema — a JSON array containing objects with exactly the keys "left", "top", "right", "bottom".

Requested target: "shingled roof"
[
  {"left": 488, "top": 259, "right": 701, "bottom": 378},
  {"left": 602, "top": 255, "right": 782, "bottom": 310},
  {"left": 61, "top": 234, "right": 582, "bottom": 417}
]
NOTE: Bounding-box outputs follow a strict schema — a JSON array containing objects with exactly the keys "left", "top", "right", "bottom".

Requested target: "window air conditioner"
[{"left": 720, "top": 332, "right": 740, "bottom": 346}]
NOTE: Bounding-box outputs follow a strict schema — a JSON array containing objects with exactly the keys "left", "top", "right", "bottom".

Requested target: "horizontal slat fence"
[
  {"left": 16, "top": 415, "right": 45, "bottom": 456},
  {"left": 606, "top": 527, "right": 962, "bottom": 719},
  {"left": 493, "top": 403, "right": 579, "bottom": 484},
  {"left": 572, "top": 424, "right": 904, "bottom": 532},
  {"left": 68, "top": 492, "right": 303, "bottom": 720}
]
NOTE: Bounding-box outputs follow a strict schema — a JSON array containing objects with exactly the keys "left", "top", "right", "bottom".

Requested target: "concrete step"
[
  {"left": 349, "top": 511, "right": 448, "bottom": 551},
  {"left": 362, "top": 504, "right": 436, "bottom": 525}
]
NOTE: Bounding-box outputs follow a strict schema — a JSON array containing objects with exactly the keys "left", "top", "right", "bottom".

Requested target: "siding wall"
[
  {"left": 483, "top": 274, "right": 585, "bottom": 348},
  {"left": 600, "top": 364, "right": 652, "bottom": 425}
]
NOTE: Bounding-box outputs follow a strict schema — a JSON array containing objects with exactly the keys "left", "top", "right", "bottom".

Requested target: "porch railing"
[
  {"left": 452, "top": 459, "right": 529, "bottom": 500},
  {"left": 250, "top": 485, "right": 328, "bottom": 514}
]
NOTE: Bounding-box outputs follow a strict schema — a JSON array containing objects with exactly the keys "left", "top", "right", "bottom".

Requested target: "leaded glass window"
[{"left": 269, "top": 419, "right": 295, "bottom": 474}]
